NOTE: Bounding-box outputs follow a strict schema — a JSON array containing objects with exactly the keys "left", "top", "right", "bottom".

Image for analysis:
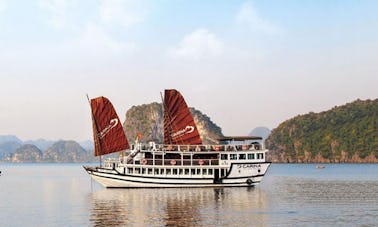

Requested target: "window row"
[
  {"left": 126, "top": 167, "right": 216, "bottom": 176},
  {"left": 220, "top": 153, "right": 264, "bottom": 160}
]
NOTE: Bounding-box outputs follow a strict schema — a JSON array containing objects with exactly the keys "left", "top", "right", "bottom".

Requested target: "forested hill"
[{"left": 266, "top": 99, "right": 377, "bottom": 163}]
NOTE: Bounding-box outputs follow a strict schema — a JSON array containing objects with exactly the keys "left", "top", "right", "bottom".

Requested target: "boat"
[
  {"left": 83, "top": 89, "right": 271, "bottom": 188},
  {"left": 316, "top": 165, "right": 325, "bottom": 169}
]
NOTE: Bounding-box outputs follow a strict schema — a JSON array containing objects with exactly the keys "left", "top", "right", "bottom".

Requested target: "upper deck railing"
[{"left": 131, "top": 143, "right": 264, "bottom": 153}]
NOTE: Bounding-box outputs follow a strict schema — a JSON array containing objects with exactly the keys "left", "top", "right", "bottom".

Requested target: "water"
[{"left": 0, "top": 163, "right": 377, "bottom": 226}]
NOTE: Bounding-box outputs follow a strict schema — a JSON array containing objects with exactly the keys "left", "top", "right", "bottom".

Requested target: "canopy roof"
[{"left": 217, "top": 136, "right": 263, "bottom": 142}]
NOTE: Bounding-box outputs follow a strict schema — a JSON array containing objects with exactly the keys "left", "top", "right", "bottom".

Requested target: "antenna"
[{"left": 86, "top": 93, "right": 91, "bottom": 104}]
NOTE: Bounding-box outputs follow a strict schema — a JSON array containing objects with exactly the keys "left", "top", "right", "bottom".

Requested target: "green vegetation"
[{"left": 266, "top": 99, "right": 377, "bottom": 162}]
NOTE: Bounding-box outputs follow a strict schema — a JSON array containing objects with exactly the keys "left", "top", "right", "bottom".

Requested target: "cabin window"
[
  {"left": 166, "top": 169, "right": 171, "bottom": 175},
  {"left": 221, "top": 154, "right": 228, "bottom": 160},
  {"left": 179, "top": 169, "right": 183, "bottom": 175},
  {"left": 128, "top": 168, "right": 133, "bottom": 174},
  {"left": 142, "top": 168, "right": 146, "bottom": 174},
  {"left": 154, "top": 168, "right": 159, "bottom": 175},
  {"left": 221, "top": 168, "right": 226, "bottom": 177},
  {"left": 209, "top": 169, "right": 213, "bottom": 175},
  {"left": 239, "top": 154, "right": 246, "bottom": 160},
  {"left": 257, "top": 153, "right": 264, "bottom": 159},
  {"left": 203, "top": 169, "right": 208, "bottom": 175},
  {"left": 191, "top": 169, "right": 196, "bottom": 175},
  {"left": 196, "top": 169, "right": 201, "bottom": 175},
  {"left": 135, "top": 168, "right": 140, "bottom": 174},
  {"left": 230, "top": 154, "right": 237, "bottom": 160},
  {"left": 148, "top": 168, "right": 153, "bottom": 175},
  {"left": 248, "top": 153, "right": 255, "bottom": 160},
  {"left": 160, "top": 169, "right": 164, "bottom": 175},
  {"left": 173, "top": 169, "right": 178, "bottom": 175},
  {"left": 185, "top": 169, "right": 190, "bottom": 175}
]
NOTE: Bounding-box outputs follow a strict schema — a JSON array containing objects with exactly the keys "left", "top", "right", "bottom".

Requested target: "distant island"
[
  {"left": 1, "top": 99, "right": 376, "bottom": 163},
  {"left": 0, "top": 104, "right": 222, "bottom": 163},
  {"left": 0, "top": 139, "right": 97, "bottom": 163},
  {"left": 266, "top": 99, "right": 377, "bottom": 163}
]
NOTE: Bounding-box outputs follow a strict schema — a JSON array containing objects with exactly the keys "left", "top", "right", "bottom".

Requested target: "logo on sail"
[
  {"left": 171, "top": 125, "right": 195, "bottom": 139},
  {"left": 98, "top": 118, "right": 118, "bottom": 138}
]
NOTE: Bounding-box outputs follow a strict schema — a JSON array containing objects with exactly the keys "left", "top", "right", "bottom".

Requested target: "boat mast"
[
  {"left": 86, "top": 94, "right": 102, "bottom": 166},
  {"left": 161, "top": 91, "right": 173, "bottom": 144}
]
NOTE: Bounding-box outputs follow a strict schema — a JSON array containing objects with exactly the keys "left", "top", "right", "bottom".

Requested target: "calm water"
[{"left": 0, "top": 163, "right": 377, "bottom": 226}]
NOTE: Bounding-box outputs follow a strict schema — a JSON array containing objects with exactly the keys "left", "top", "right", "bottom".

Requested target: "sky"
[{"left": 0, "top": 0, "right": 377, "bottom": 142}]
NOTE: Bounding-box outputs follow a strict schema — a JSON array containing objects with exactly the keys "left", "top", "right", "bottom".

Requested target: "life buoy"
[
  {"left": 170, "top": 160, "right": 177, "bottom": 165},
  {"left": 242, "top": 145, "right": 247, "bottom": 151},
  {"left": 199, "top": 159, "right": 205, "bottom": 165},
  {"left": 141, "top": 159, "right": 147, "bottom": 165},
  {"left": 246, "top": 178, "right": 253, "bottom": 185},
  {"left": 214, "top": 146, "right": 219, "bottom": 151}
]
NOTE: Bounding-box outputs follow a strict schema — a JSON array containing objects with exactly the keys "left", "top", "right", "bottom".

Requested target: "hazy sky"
[{"left": 1, "top": 0, "right": 377, "bottom": 141}]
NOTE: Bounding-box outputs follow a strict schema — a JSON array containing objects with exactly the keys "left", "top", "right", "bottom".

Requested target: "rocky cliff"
[
  {"left": 0, "top": 141, "right": 22, "bottom": 159},
  {"left": 43, "top": 140, "right": 94, "bottom": 162},
  {"left": 8, "top": 144, "right": 43, "bottom": 163},
  {"left": 123, "top": 103, "right": 223, "bottom": 144}
]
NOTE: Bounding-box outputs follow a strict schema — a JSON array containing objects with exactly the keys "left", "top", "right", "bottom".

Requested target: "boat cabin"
[{"left": 103, "top": 136, "right": 266, "bottom": 180}]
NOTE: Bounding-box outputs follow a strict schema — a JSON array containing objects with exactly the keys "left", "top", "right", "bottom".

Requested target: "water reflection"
[
  {"left": 89, "top": 190, "right": 131, "bottom": 226},
  {"left": 3, "top": 164, "right": 376, "bottom": 226},
  {"left": 261, "top": 175, "right": 378, "bottom": 226},
  {"left": 162, "top": 189, "right": 203, "bottom": 227},
  {"left": 88, "top": 187, "right": 268, "bottom": 226}
]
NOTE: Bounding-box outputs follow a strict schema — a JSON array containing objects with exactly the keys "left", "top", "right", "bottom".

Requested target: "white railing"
[
  {"left": 131, "top": 143, "right": 263, "bottom": 152},
  {"left": 128, "top": 158, "right": 219, "bottom": 166}
]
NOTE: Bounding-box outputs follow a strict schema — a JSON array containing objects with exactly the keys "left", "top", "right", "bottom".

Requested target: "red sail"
[
  {"left": 90, "top": 96, "right": 129, "bottom": 156},
  {"left": 163, "top": 89, "right": 202, "bottom": 145}
]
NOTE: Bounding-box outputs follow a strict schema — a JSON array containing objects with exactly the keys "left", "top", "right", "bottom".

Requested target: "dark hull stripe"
[
  {"left": 225, "top": 174, "right": 265, "bottom": 180},
  {"left": 87, "top": 168, "right": 214, "bottom": 181},
  {"left": 91, "top": 172, "right": 262, "bottom": 186},
  {"left": 105, "top": 185, "right": 259, "bottom": 189}
]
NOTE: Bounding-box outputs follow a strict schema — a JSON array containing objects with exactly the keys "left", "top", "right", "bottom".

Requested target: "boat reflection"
[{"left": 88, "top": 187, "right": 268, "bottom": 226}]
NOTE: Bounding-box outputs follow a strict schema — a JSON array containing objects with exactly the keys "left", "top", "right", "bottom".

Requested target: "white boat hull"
[{"left": 84, "top": 162, "right": 271, "bottom": 188}]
